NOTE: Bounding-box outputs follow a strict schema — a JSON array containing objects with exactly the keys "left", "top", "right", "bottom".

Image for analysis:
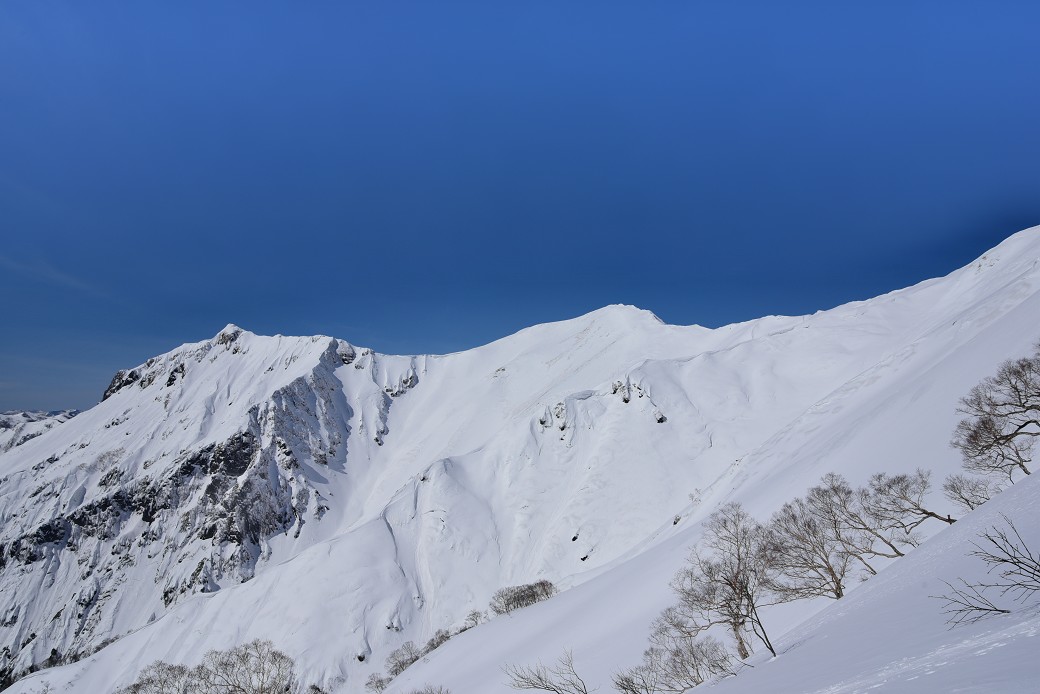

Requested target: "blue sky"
[{"left": 2, "top": 1, "right": 1039, "bottom": 411}]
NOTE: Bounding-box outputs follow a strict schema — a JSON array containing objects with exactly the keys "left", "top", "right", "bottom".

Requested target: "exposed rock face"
[
  {"left": 101, "top": 370, "right": 140, "bottom": 401},
  {"left": 0, "top": 424, "right": 302, "bottom": 683},
  {"left": 0, "top": 331, "right": 382, "bottom": 687}
]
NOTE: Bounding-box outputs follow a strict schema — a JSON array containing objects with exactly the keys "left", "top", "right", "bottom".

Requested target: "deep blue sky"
[{"left": 2, "top": 2, "right": 1039, "bottom": 411}]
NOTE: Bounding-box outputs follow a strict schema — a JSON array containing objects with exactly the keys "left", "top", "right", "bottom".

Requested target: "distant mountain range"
[{"left": 0, "top": 410, "right": 78, "bottom": 455}]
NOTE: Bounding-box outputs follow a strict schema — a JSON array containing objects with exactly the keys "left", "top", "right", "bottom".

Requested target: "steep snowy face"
[
  {"left": 0, "top": 411, "right": 78, "bottom": 455},
  {"left": 3, "top": 228, "right": 1040, "bottom": 693},
  {"left": 0, "top": 327, "right": 370, "bottom": 684}
]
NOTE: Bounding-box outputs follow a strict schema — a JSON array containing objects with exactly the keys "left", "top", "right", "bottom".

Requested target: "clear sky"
[{"left": 2, "top": 1, "right": 1039, "bottom": 411}]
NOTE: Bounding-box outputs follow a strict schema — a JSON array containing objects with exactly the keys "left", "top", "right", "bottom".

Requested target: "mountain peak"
[
  {"left": 585, "top": 304, "right": 665, "bottom": 325},
  {"left": 216, "top": 323, "right": 246, "bottom": 340}
]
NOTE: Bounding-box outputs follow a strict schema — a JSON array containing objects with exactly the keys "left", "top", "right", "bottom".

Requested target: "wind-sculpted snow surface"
[{"left": 5, "top": 228, "right": 1040, "bottom": 693}]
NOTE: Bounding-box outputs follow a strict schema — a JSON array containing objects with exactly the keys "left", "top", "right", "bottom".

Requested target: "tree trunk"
[{"left": 730, "top": 622, "right": 750, "bottom": 660}]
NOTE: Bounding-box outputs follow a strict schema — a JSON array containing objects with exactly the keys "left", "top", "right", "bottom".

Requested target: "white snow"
[
  {"left": 4, "top": 227, "right": 1040, "bottom": 693},
  {"left": 0, "top": 410, "right": 78, "bottom": 455}
]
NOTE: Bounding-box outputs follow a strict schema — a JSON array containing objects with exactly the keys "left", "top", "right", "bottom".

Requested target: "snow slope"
[
  {"left": 0, "top": 411, "right": 78, "bottom": 455},
  {"left": 705, "top": 474, "right": 1040, "bottom": 693},
  {"left": 4, "top": 227, "right": 1040, "bottom": 693},
  {"left": 390, "top": 472, "right": 1040, "bottom": 694}
]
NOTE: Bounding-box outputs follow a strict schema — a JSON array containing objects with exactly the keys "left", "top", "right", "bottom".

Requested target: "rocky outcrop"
[
  {"left": 101, "top": 370, "right": 140, "bottom": 401},
  {"left": 0, "top": 336, "right": 362, "bottom": 687}
]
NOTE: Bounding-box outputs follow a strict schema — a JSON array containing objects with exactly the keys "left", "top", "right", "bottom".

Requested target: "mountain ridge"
[{"left": 3, "top": 226, "right": 1040, "bottom": 693}]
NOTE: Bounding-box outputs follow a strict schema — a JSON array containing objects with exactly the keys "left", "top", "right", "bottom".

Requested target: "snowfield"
[
  {"left": 4, "top": 227, "right": 1040, "bottom": 693},
  {"left": 0, "top": 411, "right": 78, "bottom": 455},
  {"left": 391, "top": 477, "right": 1040, "bottom": 694}
]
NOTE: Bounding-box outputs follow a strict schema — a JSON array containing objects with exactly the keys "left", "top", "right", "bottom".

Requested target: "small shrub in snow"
[
  {"left": 385, "top": 641, "right": 422, "bottom": 677},
  {"left": 422, "top": 629, "right": 451, "bottom": 655},
  {"left": 364, "top": 673, "right": 392, "bottom": 693},
  {"left": 489, "top": 580, "right": 557, "bottom": 615},
  {"left": 463, "top": 609, "right": 486, "bottom": 629},
  {"left": 408, "top": 687, "right": 451, "bottom": 694}
]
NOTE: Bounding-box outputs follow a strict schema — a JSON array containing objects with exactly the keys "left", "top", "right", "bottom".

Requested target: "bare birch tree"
[
  {"left": 767, "top": 496, "right": 853, "bottom": 600},
  {"left": 808, "top": 472, "right": 913, "bottom": 572},
  {"left": 671, "top": 503, "right": 779, "bottom": 659},
  {"left": 863, "top": 469, "right": 955, "bottom": 536},
  {"left": 952, "top": 348, "right": 1040, "bottom": 481},
  {"left": 117, "top": 640, "right": 298, "bottom": 694},
  {"left": 942, "top": 473, "right": 1002, "bottom": 513},
  {"left": 613, "top": 630, "right": 733, "bottom": 694}
]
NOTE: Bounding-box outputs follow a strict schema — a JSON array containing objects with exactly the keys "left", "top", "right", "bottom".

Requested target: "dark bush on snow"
[{"left": 490, "top": 580, "right": 557, "bottom": 615}]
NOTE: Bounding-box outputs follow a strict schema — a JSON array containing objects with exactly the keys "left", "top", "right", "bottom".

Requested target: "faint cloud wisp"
[{"left": 0, "top": 254, "right": 107, "bottom": 296}]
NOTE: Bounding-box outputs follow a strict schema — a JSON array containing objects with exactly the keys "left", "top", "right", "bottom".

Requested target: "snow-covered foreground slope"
[
  {"left": 4, "top": 227, "right": 1040, "bottom": 693},
  {"left": 392, "top": 471, "right": 1040, "bottom": 694},
  {"left": 705, "top": 474, "right": 1040, "bottom": 693}
]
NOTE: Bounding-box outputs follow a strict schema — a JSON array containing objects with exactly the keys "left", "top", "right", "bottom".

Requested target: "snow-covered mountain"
[
  {"left": 0, "top": 411, "right": 78, "bottom": 455},
  {"left": 4, "top": 227, "right": 1040, "bottom": 693}
]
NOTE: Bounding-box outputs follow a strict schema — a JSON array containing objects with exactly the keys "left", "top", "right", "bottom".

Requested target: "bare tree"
[
  {"left": 408, "top": 687, "right": 452, "bottom": 694},
  {"left": 617, "top": 610, "right": 735, "bottom": 694},
  {"left": 863, "top": 469, "right": 955, "bottom": 536},
  {"left": 652, "top": 616, "right": 735, "bottom": 688},
  {"left": 117, "top": 640, "right": 297, "bottom": 694},
  {"left": 934, "top": 514, "right": 1040, "bottom": 626},
  {"left": 672, "top": 503, "right": 779, "bottom": 659},
  {"left": 934, "top": 579, "right": 1012, "bottom": 626},
  {"left": 807, "top": 473, "right": 912, "bottom": 574},
  {"left": 364, "top": 673, "right": 392, "bottom": 693},
  {"left": 970, "top": 514, "right": 1040, "bottom": 600},
  {"left": 115, "top": 661, "right": 197, "bottom": 694},
  {"left": 194, "top": 640, "right": 297, "bottom": 694},
  {"left": 504, "top": 650, "right": 590, "bottom": 694},
  {"left": 422, "top": 629, "right": 451, "bottom": 656},
  {"left": 942, "top": 473, "right": 1001, "bottom": 513},
  {"left": 463, "top": 609, "right": 486, "bottom": 629},
  {"left": 952, "top": 349, "right": 1040, "bottom": 481},
  {"left": 385, "top": 641, "right": 423, "bottom": 677},
  {"left": 767, "top": 496, "right": 853, "bottom": 600},
  {"left": 612, "top": 656, "right": 664, "bottom": 694}
]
